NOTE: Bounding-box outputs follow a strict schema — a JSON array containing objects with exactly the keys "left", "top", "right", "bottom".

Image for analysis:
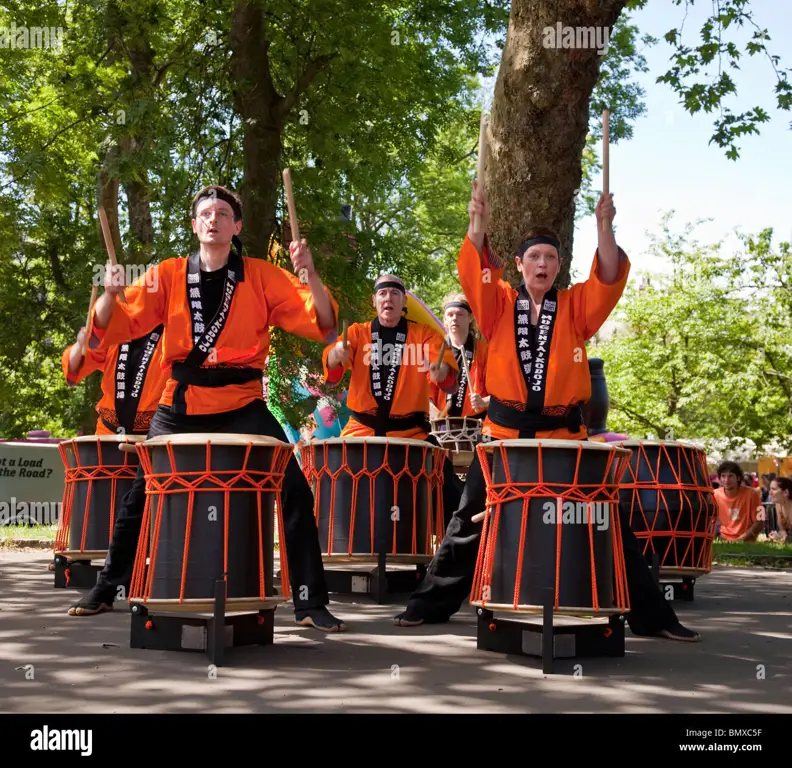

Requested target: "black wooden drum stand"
[
  {"left": 129, "top": 580, "right": 277, "bottom": 667},
  {"left": 648, "top": 554, "right": 696, "bottom": 602},
  {"left": 321, "top": 552, "right": 428, "bottom": 604},
  {"left": 52, "top": 553, "right": 103, "bottom": 589},
  {"left": 475, "top": 588, "right": 626, "bottom": 675}
]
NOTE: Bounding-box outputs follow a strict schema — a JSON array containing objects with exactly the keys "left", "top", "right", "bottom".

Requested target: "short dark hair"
[
  {"left": 191, "top": 185, "right": 242, "bottom": 221},
  {"left": 717, "top": 461, "right": 743, "bottom": 480}
]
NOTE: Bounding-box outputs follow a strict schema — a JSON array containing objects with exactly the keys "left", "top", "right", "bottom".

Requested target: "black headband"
[
  {"left": 194, "top": 189, "right": 242, "bottom": 220},
  {"left": 374, "top": 280, "right": 405, "bottom": 293},
  {"left": 444, "top": 301, "right": 471, "bottom": 312},
  {"left": 517, "top": 235, "right": 560, "bottom": 256}
]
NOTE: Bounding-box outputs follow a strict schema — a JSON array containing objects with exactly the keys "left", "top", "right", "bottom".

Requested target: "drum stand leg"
[
  {"left": 53, "top": 555, "right": 102, "bottom": 590},
  {"left": 476, "top": 590, "right": 626, "bottom": 674},
  {"left": 129, "top": 580, "right": 277, "bottom": 667},
  {"left": 645, "top": 554, "right": 696, "bottom": 601},
  {"left": 322, "top": 553, "right": 428, "bottom": 604},
  {"left": 659, "top": 577, "right": 696, "bottom": 602}
]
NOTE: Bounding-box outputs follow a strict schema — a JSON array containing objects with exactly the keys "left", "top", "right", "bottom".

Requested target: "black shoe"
[
  {"left": 656, "top": 623, "right": 701, "bottom": 642},
  {"left": 393, "top": 605, "right": 450, "bottom": 626},
  {"left": 67, "top": 584, "right": 115, "bottom": 616},
  {"left": 294, "top": 607, "right": 347, "bottom": 633}
]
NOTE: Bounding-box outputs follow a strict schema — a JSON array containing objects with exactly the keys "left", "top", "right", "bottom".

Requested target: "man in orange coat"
[
  {"left": 394, "top": 181, "right": 700, "bottom": 643},
  {"left": 67, "top": 184, "right": 346, "bottom": 632},
  {"left": 323, "top": 275, "right": 463, "bottom": 527},
  {"left": 62, "top": 322, "right": 168, "bottom": 436},
  {"left": 430, "top": 292, "right": 490, "bottom": 419}
]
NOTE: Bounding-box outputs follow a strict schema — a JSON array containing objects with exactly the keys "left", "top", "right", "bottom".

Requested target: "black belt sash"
[
  {"left": 487, "top": 397, "right": 583, "bottom": 438},
  {"left": 99, "top": 415, "right": 150, "bottom": 436},
  {"left": 170, "top": 363, "right": 263, "bottom": 414},
  {"left": 349, "top": 409, "right": 430, "bottom": 437}
]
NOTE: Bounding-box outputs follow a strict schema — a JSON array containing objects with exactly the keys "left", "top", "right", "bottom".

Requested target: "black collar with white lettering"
[{"left": 513, "top": 283, "right": 558, "bottom": 412}]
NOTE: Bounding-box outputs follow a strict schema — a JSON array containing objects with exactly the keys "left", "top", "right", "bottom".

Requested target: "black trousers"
[
  {"left": 405, "top": 451, "right": 680, "bottom": 633},
  {"left": 424, "top": 434, "right": 464, "bottom": 530},
  {"left": 95, "top": 399, "right": 329, "bottom": 611}
]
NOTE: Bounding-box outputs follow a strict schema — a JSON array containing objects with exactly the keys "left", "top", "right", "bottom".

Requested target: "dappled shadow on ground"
[{"left": 1, "top": 552, "right": 790, "bottom": 714}]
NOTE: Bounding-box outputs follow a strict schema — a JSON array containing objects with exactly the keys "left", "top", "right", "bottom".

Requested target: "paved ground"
[{"left": 1, "top": 549, "right": 790, "bottom": 714}]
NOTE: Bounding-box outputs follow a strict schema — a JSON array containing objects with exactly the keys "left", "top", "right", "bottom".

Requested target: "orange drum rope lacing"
[
  {"left": 471, "top": 441, "right": 631, "bottom": 614},
  {"left": 305, "top": 440, "right": 446, "bottom": 556},
  {"left": 621, "top": 443, "right": 716, "bottom": 574},
  {"left": 128, "top": 440, "right": 293, "bottom": 604},
  {"left": 54, "top": 441, "right": 138, "bottom": 554}
]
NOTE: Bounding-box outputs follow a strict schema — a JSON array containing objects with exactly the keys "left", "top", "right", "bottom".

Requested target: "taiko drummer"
[
  {"left": 62, "top": 323, "right": 168, "bottom": 437},
  {"left": 394, "top": 180, "right": 701, "bottom": 643},
  {"left": 431, "top": 292, "right": 490, "bottom": 419},
  {"left": 67, "top": 185, "right": 347, "bottom": 633},
  {"left": 323, "top": 275, "right": 465, "bottom": 525}
]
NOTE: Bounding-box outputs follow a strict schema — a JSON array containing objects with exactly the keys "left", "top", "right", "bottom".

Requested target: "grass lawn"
[
  {"left": 0, "top": 524, "right": 58, "bottom": 546},
  {"left": 712, "top": 538, "right": 792, "bottom": 568}
]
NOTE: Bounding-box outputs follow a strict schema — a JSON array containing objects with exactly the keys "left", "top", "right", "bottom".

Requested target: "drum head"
[
  {"left": 309, "top": 436, "right": 436, "bottom": 448},
  {"left": 480, "top": 438, "right": 632, "bottom": 458},
  {"left": 143, "top": 433, "right": 290, "bottom": 447},
  {"left": 70, "top": 434, "right": 146, "bottom": 442},
  {"left": 615, "top": 439, "right": 700, "bottom": 450}
]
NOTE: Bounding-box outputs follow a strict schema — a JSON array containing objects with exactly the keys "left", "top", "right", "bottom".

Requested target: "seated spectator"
[
  {"left": 768, "top": 477, "right": 792, "bottom": 543},
  {"left": 713, "top": 461, "right": 763, "bottom": 543}
]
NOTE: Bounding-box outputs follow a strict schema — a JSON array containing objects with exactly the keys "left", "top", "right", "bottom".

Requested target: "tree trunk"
[
  {"left": 230, "top": 2, "right": 284, "bottom": 260},
  {"left": 487, "top": 0, "right": 628, "bottom": 288}
]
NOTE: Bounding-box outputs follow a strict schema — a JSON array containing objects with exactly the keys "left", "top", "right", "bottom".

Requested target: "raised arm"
[
  {"left": 88, "top": 262, "right": 168, "bottom": 350},
  {"left": 569, "top": 195, "right": 631, "bottom": 340},
  {"left": 61, "top": 328, "right": 107, "bottom": 386},
  {"left": 459, "top": 181, "right": 509, "bottom": 341},
  {"left": 263, "top": 258, "right": 339, "bottom": 345}
]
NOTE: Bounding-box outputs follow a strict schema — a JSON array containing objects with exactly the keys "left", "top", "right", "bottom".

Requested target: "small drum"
[
  {"left": 430, "top": 415, "right": 482, "bottom": 473},
  {"left": 54, "top": 435, "right": 145, "bottom": 559},
  {"left": 128, "top": 433, "right": 293, "bottom": 611},
  {"left": 304, "top": 437, "right": 446, "bottom": 562},
  {"left": 470, "top": 439, "right": 632, "bottom": 615},
  {"left": 616, "top": 440, "right": 717, "bottom": 578}
]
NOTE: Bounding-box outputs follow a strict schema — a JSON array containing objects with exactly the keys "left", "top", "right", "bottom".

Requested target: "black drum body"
[
  {"left": 55, "top": 436, "right": 143, "bottom": 555},
  {"left": 617, "top": 440, "right": 717, "bottom": 576},
  {"left": 307, "top": 438, "right": 445, "bottom": 559},
  {"left": 471, "top": 439, "right": 631, "bottom": 614},
  {"left": 131, "top": 434, "right": 291, "bottom": 604}
]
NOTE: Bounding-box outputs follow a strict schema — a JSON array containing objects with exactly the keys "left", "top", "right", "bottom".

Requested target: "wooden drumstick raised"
[
  {"left": 282, "top": 168, "right": 300, "bottom": 244},
  {"left": 98, "top": 206, "right": 127, "bottom": 303},
  {"left": 601, "top": 109, "right": 609, "bottom": 233},
  {"left": 473, "top": 111, "right": 488, "bottom": 234},
  {"left": 82, "top": 284, "right": 98, "bottom": 356}
]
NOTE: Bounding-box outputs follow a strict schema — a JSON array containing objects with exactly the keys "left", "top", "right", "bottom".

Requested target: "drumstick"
[
  {"left": 98, "top": 206, "right": 127, "bottom": 303},
  {"left": 436, "top": 340, "right": 448, "bottom": 369},
  {"left": 472, "top": 511, "right": 485, "bottom": 523},
  {"left": 81, "top": 284, "right": 98, "bottom": 356},
  {"left": 473, "top": 112, "right": 488, "bottom": 233},
  {"left": 282, "top": 168, "right": 300, "bottom": 243},
  {"left": 459, "top": 349, "right": 474, "bottom": 396},
  {"left": 601, "top": 109, "right": 609, "bottom": 234},
  {"left": 118, "top": 443, "right": 138, "bottom": 453},
  {"left": 342, "top": 320, "right": 348, "bottom": 348}
]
